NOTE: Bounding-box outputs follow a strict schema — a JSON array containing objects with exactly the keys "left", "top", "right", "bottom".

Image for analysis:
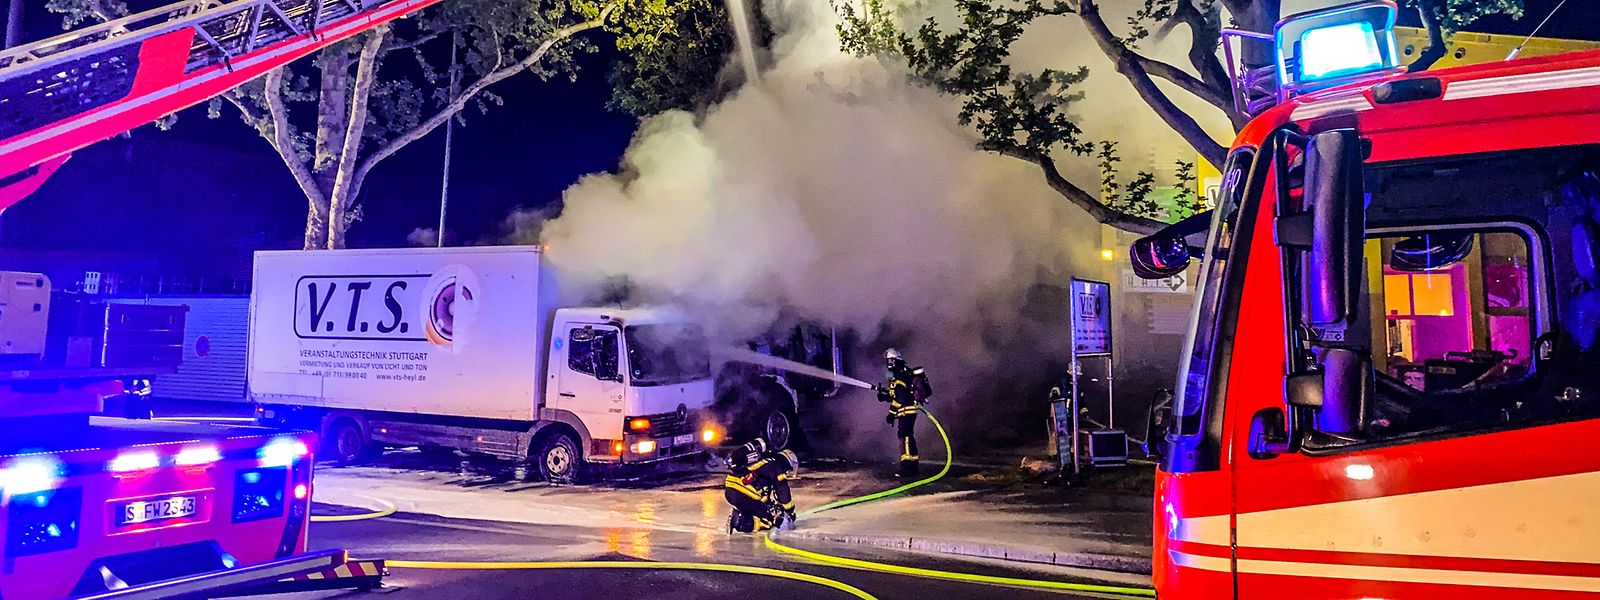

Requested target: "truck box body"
[{"left": 248, "top": 247, "right": 554, "bottom": 422}]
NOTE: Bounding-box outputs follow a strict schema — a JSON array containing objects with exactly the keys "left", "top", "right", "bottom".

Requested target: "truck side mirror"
[
  {"left": 1130, "top": 234, "right": 1191, "bottom": 280},
  {"left": 1143, "top": 390, "right": 1173, "bottom": 460},
  {"left": 1304, "top": 129, "right": 1366, "bottom": 341},
  {"left": 1130, "top": 208, "right": 1211, "bottom": 280},
  {"left": 1316, "top": 348, "right": 1370, "bottom": 436},
  {"left": 1247, "top": 407, "right": 1290, "bottom": 459}
]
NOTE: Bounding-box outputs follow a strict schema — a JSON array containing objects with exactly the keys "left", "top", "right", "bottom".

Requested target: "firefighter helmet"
[
  {"left": 742, "top": 438, "right": 767, "bottom": 466},
  {"left": 779, "top": 449, "right": 799, "bottom": 474},
  {"left": 884, "top": 348, "right": 903, "bottom": 362}
]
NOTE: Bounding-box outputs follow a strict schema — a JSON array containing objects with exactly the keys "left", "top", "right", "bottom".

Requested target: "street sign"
[{"left": 1123, "top": 269, "right": 1188, "bottom": 294}]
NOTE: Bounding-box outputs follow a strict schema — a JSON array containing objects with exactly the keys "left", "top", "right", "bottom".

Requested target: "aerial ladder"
[{"left": 0, "top": 0, "right": 442, "bottom": 211}]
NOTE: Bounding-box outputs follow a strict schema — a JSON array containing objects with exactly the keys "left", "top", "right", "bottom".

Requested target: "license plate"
[
  {"left": 673, "top": 434, "right": 694, "bottom": 446},
  {"left": 118, "top": 496, "right": 197, "bottom": 526}
]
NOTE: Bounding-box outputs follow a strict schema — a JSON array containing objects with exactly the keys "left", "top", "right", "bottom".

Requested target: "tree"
[
  {"left": 836, "top": 0, "right": 1522, "bottom": 233},
  {"left": 607, "top": 0, "right": 773, "bottom": 117},
  {"left": 52, "top": 0, "right": 690, "bottom": 248}
]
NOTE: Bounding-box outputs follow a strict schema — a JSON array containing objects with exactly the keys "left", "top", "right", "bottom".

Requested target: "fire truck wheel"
[{"left": 536, "top": 432, "right": 585, "bottom": 485}]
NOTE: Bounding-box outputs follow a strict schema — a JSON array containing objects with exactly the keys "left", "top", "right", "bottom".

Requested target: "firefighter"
[
  {"left": 877, "top": 348, "right": 932, "bottom": 478},
  {"left": 723, "top": 438, "right": 799, "bottom": 533}
]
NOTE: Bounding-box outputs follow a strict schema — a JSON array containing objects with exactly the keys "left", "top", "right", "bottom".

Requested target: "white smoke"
[{"left": 523, "top": 0, "right": 1230, "bottom": 453}]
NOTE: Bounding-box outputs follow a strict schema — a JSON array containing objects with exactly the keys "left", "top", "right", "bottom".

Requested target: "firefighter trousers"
[{"left": 895, "top": 413, "right": 919, "bottom": 477}]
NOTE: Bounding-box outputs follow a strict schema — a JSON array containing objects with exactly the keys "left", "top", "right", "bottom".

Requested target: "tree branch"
[
  {"left": 381, "top": 30, "right": 443, "bottom": 55},
  {"left": 991, "top": 145, "right": 1166, "bottom": 234},
  {"left": 1079, "top": 0, "right": 1226, "bottom": 168},
  {"left": 349, "top": 11, "right": 611, "bottom": 202},
  {"left": 261, "top": 69, "right": 328, "bottom": 211},
  {"left": 1135, "top": 52, "right": 1230, "bottom": 113},
  {"left": 1409, "top": 0, "right": 1448, "bottom": 71}
]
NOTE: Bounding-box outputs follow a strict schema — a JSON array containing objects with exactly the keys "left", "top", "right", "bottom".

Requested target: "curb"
[{"left": 785, "top": 531, "right": 1154, "bottom": 575}]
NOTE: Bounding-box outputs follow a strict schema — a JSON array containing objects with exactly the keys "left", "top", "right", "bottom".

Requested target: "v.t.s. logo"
[{"left": 295, "top": 275, "right": 428, "bottom": 341}]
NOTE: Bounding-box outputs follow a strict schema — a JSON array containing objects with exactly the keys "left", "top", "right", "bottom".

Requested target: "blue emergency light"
[{"left": 1275, "top": 1, "right": 1401, "bottom": 95}]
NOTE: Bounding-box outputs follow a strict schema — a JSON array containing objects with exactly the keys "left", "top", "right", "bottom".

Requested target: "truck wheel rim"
[
  {"left": 547, "top": 445, "right": 572, "bottom": 474},
  {"left": 337, "top": 428, "right": 362, "bottom": 460},
  {"left": 766, "top": 412, "right": 791, "bottom": 449}
]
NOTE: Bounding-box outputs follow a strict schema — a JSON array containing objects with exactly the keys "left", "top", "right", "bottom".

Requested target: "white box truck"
[{"left": 246, "top": 246, "right": 718, "bottom": 483}]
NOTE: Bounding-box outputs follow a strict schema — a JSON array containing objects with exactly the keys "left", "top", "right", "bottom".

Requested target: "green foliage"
[
  {"left": 840, "top": 0, "right": 1092, "bottom": 158},
  {"left": 1170, "top": 159, "right": 1206, "bottom": 219},
  {"left": 607, "top": 0, "right": 772, "bottom": 117},
  {"left": 1097, "top": 141, "right": 1164, "bottom": 220},
  {"left": 1404, "top": 0, "right": 1524, "bottom": 37},
  {"left": 45, "top": 0, "right": 126, "bottom": 28}
]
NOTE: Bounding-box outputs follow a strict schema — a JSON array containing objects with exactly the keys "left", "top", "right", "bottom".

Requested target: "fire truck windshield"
[{"left": 1172, "top": 149, "right": 1255, "bottom": 440}]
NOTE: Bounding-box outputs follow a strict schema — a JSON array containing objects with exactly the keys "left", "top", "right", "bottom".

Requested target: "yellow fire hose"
[
  {"left": 323, "top": 409, "right": 1155, "bottom": 598},
  {"left": 310, "top": 499, "right": 397, "bottom": 522},
  {"left": 384, "top": 560, "right": 875, "bottom": 599},
  {"left": 764, "top": 409, "right": 1157, "bottom": 598}
]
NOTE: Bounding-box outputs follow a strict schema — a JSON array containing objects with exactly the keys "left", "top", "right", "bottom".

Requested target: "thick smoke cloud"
[{"left": 517, "top": 0, "right": 1226, "bottom": 455}]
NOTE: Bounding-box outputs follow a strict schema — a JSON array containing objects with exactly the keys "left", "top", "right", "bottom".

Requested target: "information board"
[{"left": 1070, "top": 278, "right": 1112, "bottom": 356}]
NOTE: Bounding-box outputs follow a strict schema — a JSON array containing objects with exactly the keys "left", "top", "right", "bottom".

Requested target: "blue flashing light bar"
[
  {"left": 259, "top": 438, "right": 309, "bottom": 468},
  {"left": 1299, "top": 22, "right": 1384, "bottom": 80},
  {"left": 0, "top": 457, "right": 64, "bottom": 496},
  {"left": 1274, "top": 1, "right": 1401, "bottom": 95}
]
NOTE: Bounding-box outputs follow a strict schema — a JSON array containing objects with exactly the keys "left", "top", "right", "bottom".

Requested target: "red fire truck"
[
  {"left": 0, "top": 1, "right": 440, "bottom": 598},
  {"left": 1135, "top": 1, "right": 1600, "bottom": 597}
]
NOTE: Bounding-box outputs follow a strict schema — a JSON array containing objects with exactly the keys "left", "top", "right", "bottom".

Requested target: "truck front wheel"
[
  {"left": 761, "top": 406, "right": 795, "bottom": 451},
  {"left": 325, "top": 418, "right": 376, "bottom": 465},
  {"left": 536, "top": 433, "right": 584, "bottom": 484}
]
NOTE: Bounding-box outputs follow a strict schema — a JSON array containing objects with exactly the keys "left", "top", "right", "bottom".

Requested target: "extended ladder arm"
[{"left": 0, "top": 0, "right": 443, "bottom": 212}]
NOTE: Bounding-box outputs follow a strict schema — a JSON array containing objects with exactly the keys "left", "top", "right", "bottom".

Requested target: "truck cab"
[
  {"left": 1137, "top": 3, "right": 1600, "bottom": 597},
  {"left": 545, "top": 307, "right": 717, "bottom": 466}
]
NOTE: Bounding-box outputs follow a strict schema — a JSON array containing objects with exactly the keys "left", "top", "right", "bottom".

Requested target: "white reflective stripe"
[
  {"left": 1234, "top": 470, "right": 1600, "bottom": 563},
  {"left": 1170, "top": 550, "right": 1230, "bottom": 572},
  {"left": 1235, "top": 558, "right": 1600, "bottom": 592},
  {"left": 1444, "top": 65, "right": 1600, "bottom": 101},
  {"left": 1173, "top": 513, "right": 1231, "bottom": 546},
  {"left": 1290, "top": 93, "right": 1373, "bottom": 121}
]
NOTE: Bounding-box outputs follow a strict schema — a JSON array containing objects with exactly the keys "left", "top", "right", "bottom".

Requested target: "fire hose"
[
  {"left": 763, "top": 409, "right": 1157, "bottom": 598},
  {"left": 327, "top": 409, "right": 1155, "bottom": 598}
]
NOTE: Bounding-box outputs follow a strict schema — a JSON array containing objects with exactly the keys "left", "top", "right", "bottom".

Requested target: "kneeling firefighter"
[
  {"left": 877, "top": 348, "right": 933, "bottom": 478},
  {"left": 724, "top": 439, "right": 799, "bottom": 533}
]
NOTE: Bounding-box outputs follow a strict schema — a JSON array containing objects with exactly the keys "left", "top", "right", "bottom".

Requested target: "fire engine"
[
  {"left": 1134, "top": 1, "right": 1600, "bottom": 597},
  {"left": 0, "top": 0, "right": 442, "bottom": 597}
]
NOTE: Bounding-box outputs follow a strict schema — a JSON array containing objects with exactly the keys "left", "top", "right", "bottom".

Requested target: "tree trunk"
[
  {"left": 307, "top": 44, "right": 354, "bottom": 249},
  {"left": 326, "top": 27, "right": 388, "bottom": 249}
]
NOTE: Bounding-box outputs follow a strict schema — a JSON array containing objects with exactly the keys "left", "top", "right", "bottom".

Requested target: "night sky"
[
  {"left": 0, "top": 0, "right": 636, "bottom": 279},
  {"left": 0, "top": 0, "right": 1594, "bottom": 281}
]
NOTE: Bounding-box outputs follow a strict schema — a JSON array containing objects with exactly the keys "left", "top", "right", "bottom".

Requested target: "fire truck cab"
[{"left": 1138, "top": 2, "right": 1600, "bottom": 597}]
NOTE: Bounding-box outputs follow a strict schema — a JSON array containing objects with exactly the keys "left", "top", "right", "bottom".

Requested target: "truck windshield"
[
  {"left": 625, "top": 324, "right": 712, "bottom": 386},
  {"left": 1172, "top": 150, "right": 1253, "bottom": 437}
]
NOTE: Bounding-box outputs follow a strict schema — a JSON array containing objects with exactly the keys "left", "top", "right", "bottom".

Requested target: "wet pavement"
[{"left": 277, "top": 451, "right": 1154, "bottom": 600}]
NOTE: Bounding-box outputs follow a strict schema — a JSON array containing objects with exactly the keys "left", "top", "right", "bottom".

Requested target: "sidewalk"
[{"left": 787, "top": 470, "right": 1155, "bottom": 574}]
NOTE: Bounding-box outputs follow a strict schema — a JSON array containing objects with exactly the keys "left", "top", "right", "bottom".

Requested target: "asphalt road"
[{"left": 297, "top": 504, "right": 1147, "bottom": 600}]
